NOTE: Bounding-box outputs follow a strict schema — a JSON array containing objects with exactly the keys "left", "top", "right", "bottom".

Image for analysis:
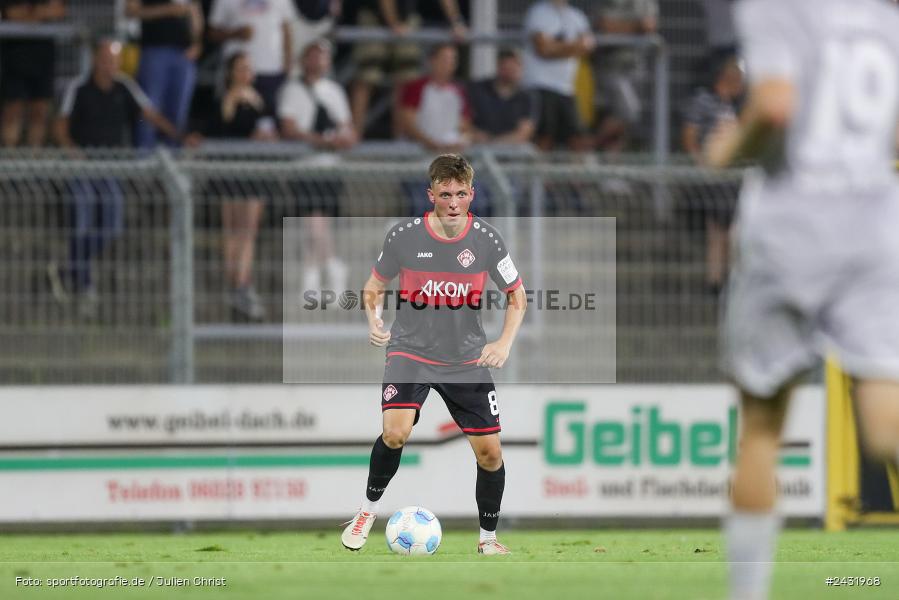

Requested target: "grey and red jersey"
[{"left": 371, "top": 212, "right": 523, "bottom": 366}]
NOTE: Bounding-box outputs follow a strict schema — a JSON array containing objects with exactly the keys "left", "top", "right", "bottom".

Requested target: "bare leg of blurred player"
[
  {"left": 468, "top": 433, "right": 509, "bottom": 555},
  {"left": 726, "top": 388, "right": 789, "bottom": 600},
  {"left": 728, "top": 381, "right": 899, "bottom": 600},
  {"left": 705, "top": 0, "right": 899, "bottom": 596},
  {"left": 855, "top": 380, "right": 899, "bottom": 465}
]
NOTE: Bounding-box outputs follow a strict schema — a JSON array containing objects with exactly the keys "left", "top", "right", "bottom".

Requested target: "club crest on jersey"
[
  {"left": 383, "top": 384, "right": 398, "bottom": 402},
  {"left": 457, "top": 249, "right": 476, "bottom": 268}
]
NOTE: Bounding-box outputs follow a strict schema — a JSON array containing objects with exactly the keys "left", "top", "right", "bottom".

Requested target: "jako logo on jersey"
[
  {"left": 419, "top": 280, "right": 471, "bottom": 298},
  {"left": 383, "top": 385, "right": 398, "bottom": 402},
  {"left": 457, "top": 249, "right": 476, "bottom": 268},
  {"left": 417, "top": 252, "right": 433, "bottom": 258}
]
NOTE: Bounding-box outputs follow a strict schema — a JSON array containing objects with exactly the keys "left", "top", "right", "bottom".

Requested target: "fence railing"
[
  {"left": 0, "top": 21, "right": 91, "bottom": 89},
  {"left": 0, "top": 147, "right": 743, "bottom": 385}
]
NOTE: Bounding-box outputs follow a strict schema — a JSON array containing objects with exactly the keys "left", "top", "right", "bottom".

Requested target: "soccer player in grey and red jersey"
[
  {"left": 341, "top": 154, "right": 527, "bottom": 555},
  {"left": 707, "top": 1, "right": 899, "bottom": 598}
]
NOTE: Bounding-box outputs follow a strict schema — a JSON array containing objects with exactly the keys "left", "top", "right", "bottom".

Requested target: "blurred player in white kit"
[{"left": 706, "top": 0, "right": 899, "bottom": 598}]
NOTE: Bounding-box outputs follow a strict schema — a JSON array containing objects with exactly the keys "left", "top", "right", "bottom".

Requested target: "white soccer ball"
[{"left": 385, "top": 506, "right": 442, "bottom": 555}]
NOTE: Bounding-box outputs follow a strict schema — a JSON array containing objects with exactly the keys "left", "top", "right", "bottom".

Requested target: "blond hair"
[{"left": 428, "top": 154, "right": 474, "bottom": 188}]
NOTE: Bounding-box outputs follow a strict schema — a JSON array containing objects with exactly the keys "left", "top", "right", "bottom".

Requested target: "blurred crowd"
[
  {"left": 0, "top": 0, "right": 696, "bottom": 154},
  {"left": 2, "top": 0, "right": 744, "bottom": 320}
]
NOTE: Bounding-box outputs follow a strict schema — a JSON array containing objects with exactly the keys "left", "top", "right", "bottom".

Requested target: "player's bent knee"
[
  {"left": 382, "top": 427, "right": 411, "bottom": 449},
  {"left": 475, "top": 447, "right": 503, "bottom": 470}
]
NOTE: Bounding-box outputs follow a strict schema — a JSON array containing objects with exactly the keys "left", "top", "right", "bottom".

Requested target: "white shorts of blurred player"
[{"left": 721, "top": 177, "right": 899, "bottom": 398}]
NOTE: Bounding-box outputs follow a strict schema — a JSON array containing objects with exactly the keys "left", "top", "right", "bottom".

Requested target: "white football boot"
[
  {"left": 341, "top": 509, "right": 376, "bottom": 551},
  {"left": 477, "top": 539, "right": 512, "bottom": 555}
]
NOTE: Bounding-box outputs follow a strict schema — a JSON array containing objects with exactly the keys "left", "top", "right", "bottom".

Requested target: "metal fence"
[
  {"left": 0, "top": 150, "right": 173, "bottom": 383},
  {"left": 0, "top": 146, "right": 743, "bottom": 385},
  {"left": 0, "top": 21, "right": 91, "bottom": 94}
]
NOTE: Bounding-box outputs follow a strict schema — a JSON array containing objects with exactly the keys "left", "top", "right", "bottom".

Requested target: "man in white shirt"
[
  {"left": 522, "top": 0, "right": 595, "bottom": 150},
  {"left": 278, "top": 39, "right": 356, "bottom": 149},
  {"left": 397, "top": 43, "right": 471, "bottom": 153},
  {"left": 208, "top": 0, "right": 298, "bottom": 116}
]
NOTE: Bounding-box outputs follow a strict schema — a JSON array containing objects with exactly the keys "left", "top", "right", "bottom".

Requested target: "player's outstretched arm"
[
  {"left": 363, "top": 274, "right": 391, "bottom": 347},
  {"left": 478, "top": 286, "right": 527, "bottom": 369}
]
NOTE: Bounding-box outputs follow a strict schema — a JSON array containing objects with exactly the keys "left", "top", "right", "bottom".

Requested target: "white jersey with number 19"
[
  {"left": 723, "top": 0, "right": 899, "bottom": 397},
  {"left": 736, "top": 0, "right": 899, "bottom": 195}
]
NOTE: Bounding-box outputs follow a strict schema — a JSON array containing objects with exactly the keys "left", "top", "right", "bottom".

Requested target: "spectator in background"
[
  {"left": 468, "top": 48, "right": 536, "bottom": 145},
  {"left": 279, "top": 39, "right": 356, "bottom": 149},
  {"left": 522, "top": 0, "right": 594, "bottom": 151},
  {"left": 682, "top": 55, "right": 743, "bottom": 294},
  {"left": 53, "top": 39, "right": 186, "bottom": 317},
  {"left": 126, "top": 1, "right": 203, "bottom": 148},
  {"left": 398, "top": 43, "right": 470, "bottom": 152},
  {"left": 55, "top": 39, "right": 186, "bottom": 151},
  {"left": 291, "top": 0, "right": 340, "bottom": 65},
  {"left": 209, "top": 51, "right": 277, "bottom": 321},
  {"left": 465, "top": 48, "right": 534, "bottom": 218},
  {"left": 0, "top": 0, "right": 65, "bottom": 147},
  {"left": 208, "top": 0, "right": 297, "bottom": 117},
  {"left": 125, "top": 0, "right": 203, "bottom": 148},
  {"left": 279, "top": 39, "right": 354, "bottom": 295},
  {"left": 212, "top": 52, "right": 277, "bottom": 138},
  {"left": 398, "top": 43, "right": 470, "bottom": 215},
  {"left": 347, "top": 0, "right": 467, "bottom": 138},
  {"left": 591, "top": 0, "right": 658, "bottom": 153}
]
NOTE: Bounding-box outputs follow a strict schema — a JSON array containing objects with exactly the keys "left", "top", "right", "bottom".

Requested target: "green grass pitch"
[{"left": 1, "top": 529, "right": 897, "bottom": 600}]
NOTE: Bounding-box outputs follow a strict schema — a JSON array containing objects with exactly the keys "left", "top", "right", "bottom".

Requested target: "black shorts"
[
  {"left": 288, "top": 179, "right": 342, "bottom": 217},
  {"left": 204, "top": 176, "right": 273, "bottom": 201},
  {"left": 0, "top": 56, "right": 54, "bottom": 101},
  {"left": 252, "top": 74, "right": 285, "bottom": 118},
  {"left": 380, "top": 356, "right": 500, "bottom": 436},
  {"left": 534, "top": 88, "right": 585, "bottom": 145}
]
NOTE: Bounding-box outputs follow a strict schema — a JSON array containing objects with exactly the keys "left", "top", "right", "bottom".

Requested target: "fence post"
[
  {"left": 527, "top": 174, "right": 546, "bottom": 382},
  {"left": 470, "top": 0, "right": 498, "bottom": 79},
  {"left": 653, "top": 40, "right": 672, "bottom": 220},
  {"left": 478, "top": 149, "right": 515, "bottom": 218},
  {"left": 158, "top": 148, "right": 195, "bottom": 383},
  {"left": 478, "top": 149, "right": 522, "bottom": 382}
]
